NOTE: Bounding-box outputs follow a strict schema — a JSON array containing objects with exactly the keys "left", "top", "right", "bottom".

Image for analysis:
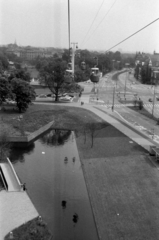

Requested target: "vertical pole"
[
  {"left": 112, "top": 86, "right": 115, "bottom": 111},
  {"left": 124, "top": 71, "right": 127, "bottom": 97},
  {"left": 71, "top": 42, "right": 78, "bottom": 81},
  {"left": 124, "top": 63, "right": 129, "bottom": 97},
  {"left": 71, "top": 43, "right": 74, "bottom": 75},
  {"left": 152, "top": 84, "right": 156, "bottom": 118},
  {"left": 68, "top": 0, "right": 70, "bottom": 59}
]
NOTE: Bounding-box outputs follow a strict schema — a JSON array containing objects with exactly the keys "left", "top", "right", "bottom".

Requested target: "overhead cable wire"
[
  {"left": 82, "top": 0, "right": 118, "bottom": 47},
  {"left": 80, "top": 0, "right": 105, "bottom": 46},
  {"left": 105, "top": 17, "right": 159, "bottom": 52}
]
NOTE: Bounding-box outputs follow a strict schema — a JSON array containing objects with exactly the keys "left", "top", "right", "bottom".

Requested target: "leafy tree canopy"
[
  {"left": 39, "top": 59, "right": 83, "bottom": 101},
  {"left": 0, "top": 51, "right": 9, "bottom": 70},
  {"left": 11, "top": 78, "right": 35, "bottom": 112},
  {"left": 0, "top": 77, "right": 13, "bottom": 105},
  {"left": 9, "top": 69, "right": 31, "bottom": 82}
]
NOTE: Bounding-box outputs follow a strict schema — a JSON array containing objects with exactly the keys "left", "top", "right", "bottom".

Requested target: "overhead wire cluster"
[
  {"left": 80, "top": 0, "right": 159, "bottom": 52},
  {"left": 80, "top": 0, "right": 105, "bottom": 46},
  {"left": 80, "top": 0, "right": 118, "bottom": 48}
]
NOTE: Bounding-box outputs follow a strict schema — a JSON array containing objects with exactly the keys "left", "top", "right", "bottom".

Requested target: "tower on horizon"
[{"left": 14, "top": 39, "right": 17, "bottom": 46}]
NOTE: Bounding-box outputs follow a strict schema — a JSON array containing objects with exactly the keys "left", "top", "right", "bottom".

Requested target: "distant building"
[
  {"left": 19, "top": 46, "right": 45, "bottom": 60},
  {"left": 134, "top": 52, "right": 152, "bottom": 83},
  {"left": 5, "top": 42, "right": 60, "bottom": 60}
]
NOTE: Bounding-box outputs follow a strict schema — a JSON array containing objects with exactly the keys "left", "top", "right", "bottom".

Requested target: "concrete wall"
[{"left": 8, "top": 121, "right": 54, "bottom": 147}]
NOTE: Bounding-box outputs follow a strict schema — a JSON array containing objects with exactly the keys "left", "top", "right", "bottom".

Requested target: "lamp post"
[
  {"left": 112, "top": 85, "right": 115, "bottom": 111},
  {"left": 124, "top": 63, "right": 130, "bottom": 97},
  {"left": 115, "top": 61, "right": 120, "bottom": 88},
  {"left": 112, "top": 59, "right": 115, "bottom": 72},
  {"left": 117, "top": 61, "right": 120, "bottom": 70},
  {"left": 152, "top": 85, "right": 156, "bottom": 118}
]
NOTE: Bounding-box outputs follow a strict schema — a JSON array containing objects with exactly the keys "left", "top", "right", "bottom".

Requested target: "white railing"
[{"left": 6, "top": 157, "right": 22, "bottom": 189}]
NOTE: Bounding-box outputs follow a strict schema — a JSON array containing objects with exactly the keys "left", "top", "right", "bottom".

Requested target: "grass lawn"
[
  {"left": 0, "top": 103, "right": 108, "bottom": 136},
  {"left": 76, "top": 125, "right": 159, "bottom": 240},
  {"left": 4, "top": 217, "right": 52, "bottom": 240}
]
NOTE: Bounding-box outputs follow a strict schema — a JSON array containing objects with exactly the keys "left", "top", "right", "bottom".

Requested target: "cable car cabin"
[
  {"left": 90, "top": 68, "right": 100, "bottom": 83},
  {"left": 65, "top": 69, "right": 73, "bottom": 83},
  {"left": 81, "top": 61, "right": 86, "bottom": 70}
]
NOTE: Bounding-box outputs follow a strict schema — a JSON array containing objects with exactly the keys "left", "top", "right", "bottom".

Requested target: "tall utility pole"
[
  {"left": 68, "top": 0, "right": 71, "bottom": 59},
  {"left": 152, "top": 84, "right": 156, "bottom": 118},
  {"left": 112, "top": 59, "right": 115, "bottom": 71},
  {"left": 117, "top": 61, "right": 120, "bottom": 70},
  {"left": 124, "top": 63, "right": 130, "bottom": 97},
  {"left": 112, "top": 85, "right": 115, "bottom": 111},
  {"left": 70, "top": 42, "right": 78, "bottom": 80}
]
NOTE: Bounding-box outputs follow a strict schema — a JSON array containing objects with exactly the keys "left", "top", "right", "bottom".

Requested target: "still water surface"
[{"left": 10, "top": 130, "right": 99, "bottom": 240}]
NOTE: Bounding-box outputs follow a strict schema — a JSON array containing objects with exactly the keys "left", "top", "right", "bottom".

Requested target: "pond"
[{"left": 10, "top": 130, "right": 99, "bottom": 240}]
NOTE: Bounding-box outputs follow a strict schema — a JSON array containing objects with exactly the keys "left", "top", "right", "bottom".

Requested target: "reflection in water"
[
  {"left": 61, "top": 200, "right": 67, "bottom": 209},
  {"left": 12, "top": 130, "right": 99, "bottom": 240},
  {"left": 10, "top": 142, "right": 35, "bottom": 163},
  {"left": 73, "top": 213, "right": 79, "bottom": 224},
  {"left": 39, "top": 130, "right": 71, "bottom": 146}
]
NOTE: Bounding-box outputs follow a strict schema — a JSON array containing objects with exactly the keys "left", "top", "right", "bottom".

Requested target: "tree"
[
  {"left": 74, "top": 66, "right": 91, "bottom": 82},
  {"left": 39, "top": 59, "right": 83, "bottom": 101},
  {"left": 0, "top": 77, "right": 13, "bottom": 105},
  {"left": 62, "top": 49, "right": 70, "bottom": 62},
  {"left": 0, "top": 130, "right": 11, "bottom": 162},
  {"left": 9, "top": 69, "right": 31, "bottom": 82},
  {"left": 0, "top": 51, "right": 9, "bottom": 70},
  {"left": 11, "top": 78, "right": 35, "bottom": 112},
  {"left": 77, "top": 122, "right": 108, "bottom": 148},
  {"left": 39, "top": 59, "right": 67, "bottom": 101}
]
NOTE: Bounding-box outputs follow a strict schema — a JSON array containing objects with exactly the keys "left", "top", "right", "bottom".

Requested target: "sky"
[{"left": 0, "top": 0, "right": 159, "bottom": 53}]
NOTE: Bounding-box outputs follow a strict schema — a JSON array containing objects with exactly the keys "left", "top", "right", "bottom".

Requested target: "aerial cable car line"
[
  {"left": 81, "top": 0, "right": 118, "bottom": 47},
  {"left": 105, "top": 17, "right": 159, "bottom": 53},
  {"left": 80, "top": 0, "right": 105, "bottom": 46}
]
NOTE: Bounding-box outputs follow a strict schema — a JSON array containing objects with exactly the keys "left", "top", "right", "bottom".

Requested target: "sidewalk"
[{"left": 0, "top": 191, "right": 38, "bottom": 240}]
